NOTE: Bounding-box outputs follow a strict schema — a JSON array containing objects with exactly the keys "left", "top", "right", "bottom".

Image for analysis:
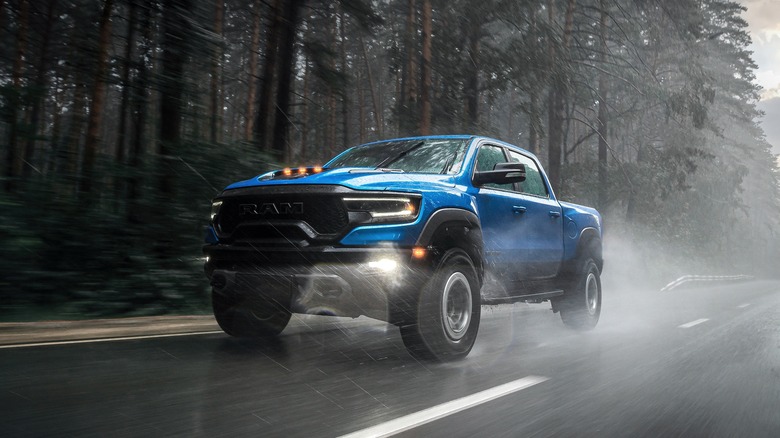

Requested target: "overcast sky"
[{"left": 742, "top": 0, "right": 780, "bottom": 154}]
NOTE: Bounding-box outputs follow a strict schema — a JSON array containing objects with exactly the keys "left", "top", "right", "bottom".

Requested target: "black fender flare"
[
  {"left": 575, "top": 227, "right": 602, "bottom": 272},
  {"left": 416, "top": 208, "right": 484, "bottom": 281}
]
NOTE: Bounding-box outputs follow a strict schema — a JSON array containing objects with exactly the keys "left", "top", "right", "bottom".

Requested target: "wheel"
[
  {"left": 559, "top": 258, "right": 601, "bottom": 330},
  {"left": 212, "top": 289, "right": 291, "bottom": 337},
  {"left": 400, "top": 248, "right": 481, "bottom": 361}
]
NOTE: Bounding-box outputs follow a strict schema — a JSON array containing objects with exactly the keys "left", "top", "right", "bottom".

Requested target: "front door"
[{"left": 472, "top": 144, "right": 563, "bottom": 283}]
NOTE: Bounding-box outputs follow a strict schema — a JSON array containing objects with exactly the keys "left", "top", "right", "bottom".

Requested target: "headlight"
[
  {"left": 343, "top": 196, "right": 421, "bottom": 223},
  {"left": 210, "top": 200, "right": 222, "bottom": 223}
]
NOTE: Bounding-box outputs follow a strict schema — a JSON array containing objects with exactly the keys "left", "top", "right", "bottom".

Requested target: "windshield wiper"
[
  {"left": 375, "top": 141, "right": 425, "bottom": 169},
  {"left": 440, "top": 152, "right": 457, "bottom": 174}
]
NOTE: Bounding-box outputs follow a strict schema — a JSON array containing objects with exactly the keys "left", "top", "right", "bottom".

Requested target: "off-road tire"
[
  {"left": 400, "top": 248, "right": 481, "bottom": 361},
  {"left": 212, "top": 289, "right": 292, "bottom": 337},
  {"left": 559, "top": 258, "right": 601, "bottom": 330}
]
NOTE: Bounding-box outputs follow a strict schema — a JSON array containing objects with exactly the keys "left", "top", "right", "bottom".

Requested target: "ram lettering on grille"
[{"left": 239, "top": 202, "right": 304, "bottom": 216}]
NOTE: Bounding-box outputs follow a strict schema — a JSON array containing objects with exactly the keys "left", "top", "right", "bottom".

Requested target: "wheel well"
[
  {"left": 417, "top": 208, "right": 484, "bottom": 282},
  {"left": 577, "top": 229, "right": 603, "bottom": 272},
  {"left": 427, "top": 222, "right": 484, "bottom": 283},
  {"left": 559, "top": 230, "right": 602, "bottom": 279}
]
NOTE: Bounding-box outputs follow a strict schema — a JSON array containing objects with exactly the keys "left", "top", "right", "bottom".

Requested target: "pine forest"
[{"left": 0, "top": 0, "right": 777, "bottom": 318}]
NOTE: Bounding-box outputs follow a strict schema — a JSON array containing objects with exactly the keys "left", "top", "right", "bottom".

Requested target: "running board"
[{"left": 482, "top": 290, "right": 564, "bottom": 305}]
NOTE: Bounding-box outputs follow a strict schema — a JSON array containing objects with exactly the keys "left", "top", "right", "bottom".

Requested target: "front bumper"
[{"left": 204, "top": 245, "right": 432, "bottom": 323}]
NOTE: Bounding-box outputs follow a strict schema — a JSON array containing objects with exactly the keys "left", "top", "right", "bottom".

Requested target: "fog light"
[{"left": 368, "top": 259, "right": 398, "bottom": 272}]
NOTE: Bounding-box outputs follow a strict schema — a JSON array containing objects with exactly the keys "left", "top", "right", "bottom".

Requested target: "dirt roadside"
[
  {"left": 0, "top": 313, "right": 389, "bottom": 347},
  {"left": 0, "top": 315, "right": 221, "bottom": 346}
]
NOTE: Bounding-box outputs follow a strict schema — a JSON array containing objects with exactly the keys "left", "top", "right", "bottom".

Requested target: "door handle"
[
  {"left": 512, "top": 206, "right": 527, "bottom": 214},
  {"left": 549, "top": 210, "right": 561, "bottom": 218}
]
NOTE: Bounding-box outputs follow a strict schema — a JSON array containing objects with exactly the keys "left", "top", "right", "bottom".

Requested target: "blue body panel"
[
  {"left": 560, "top": 201, "right": 603, "bottom": 262},
  {"left": 209, "top": 135, "right": 602, "bottom": 270}
]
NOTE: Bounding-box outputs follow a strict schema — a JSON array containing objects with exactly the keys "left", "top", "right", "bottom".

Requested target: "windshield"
[{"left": 326, "top": 139, "right": 468, "bottom": 174}]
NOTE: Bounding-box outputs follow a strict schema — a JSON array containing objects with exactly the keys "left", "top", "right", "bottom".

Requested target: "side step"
[{"left": 481, "top": 290, "right": 564, "bottom": 305}]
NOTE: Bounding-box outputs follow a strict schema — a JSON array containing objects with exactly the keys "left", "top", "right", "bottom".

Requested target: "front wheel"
[
  {"left": 559, "top": 258, "right": 601, "bottom": 330},
  {"left": 212, "top": 289, "right": 291, "bottom": 338},
  {"left": 400, "top": 249, "right": 481, "bottom": 361}
]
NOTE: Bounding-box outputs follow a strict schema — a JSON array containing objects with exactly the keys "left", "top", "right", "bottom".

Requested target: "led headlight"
[
  {"left": 210, "top": 200, "right": 222, "bottom": 223},
  {"left": 343, "top": 196, "right": 421, "bottom": 224}
]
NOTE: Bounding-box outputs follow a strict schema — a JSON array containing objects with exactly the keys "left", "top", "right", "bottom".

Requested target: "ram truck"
[{"left": 204, "top": 136, "right": 603, "bottom": 361}]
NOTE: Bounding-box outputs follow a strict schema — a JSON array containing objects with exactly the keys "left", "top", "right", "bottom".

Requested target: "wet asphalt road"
[{"left": 1, "top": 280, "right": 779, "bottom": 437}]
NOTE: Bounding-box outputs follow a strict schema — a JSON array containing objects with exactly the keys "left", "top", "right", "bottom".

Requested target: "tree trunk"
[
  {"left": 60, "top": 26, "right": 89, "bottom": 193},
  {"left": 300, "top": 58, "right": 309, "bottom": 160},
  {"left": 546, "top": 0, "right": 577, "bottom": 194},
  {"left": 158, "top": 0, "right": 192, "bottom": 198},
  {"left": 419, "top": 0, "right": 432, "bottom": 135},
  {"left": 326, "top": 9, "right": 337, "bottom": 154},
  {"left": 80, "top": 0, "right": 114, "bottom": 195},
  {"left": 360, "top": 35, "right": 382, "bottom": 137},
  {"left": 465, "top": 15, "right": 480, "bottom": 131},
  {"left": 358, "top": 66, "right": 365, "bottom": 144},
  {"left": 23, "top": 0, "right": 57, "bottom": 179},
  {"left": 527, "top": 5, "right": 540, "bottom": 155},
  {"left": 327, "top": 89, "right": 337, "bottom": 155},
  {"left": 547, "top": 90, "right": 563, "bottom": 192},
  {"left": 210, "top": 0, "right": 224, "bottom": 144},
  {"left": 271, "top": 0, "right": 301, "bottom": 161},
  {"left": 625, "top": 143, "right": 645, "bottom": 222},
  {"left": 116, "top": 0, "right": 137, "bottom": 166},
  {"left": 255, "top": 0, "right": 282, "bottom": 152},
  {"left": 4, "top": 0, "right": 29, "bottom": 192},
  {"left": 400, "top": 0, "right": 417, "bottom": 134},
  {"left": 245, "top": 0, "right": 262, "bottom": 141},
  {"left": 529, "top": 92, "right": 540, "bottom": 155},
  {"left": 339, "top": 10, "right": 349, "bottom": 149},
  {"left": 127, "top": 0, "right": 154, "bottom": 217},
  {"left": 597, "top": 0, "right": 609, "bottom": 210},
  {"left": 45, "top": 75, "right": 65, "bottom": 177}
]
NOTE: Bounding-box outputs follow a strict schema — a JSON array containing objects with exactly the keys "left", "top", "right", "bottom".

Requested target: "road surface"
[{"left": 2, "top": 280, "right": 779, "bottom": 437}]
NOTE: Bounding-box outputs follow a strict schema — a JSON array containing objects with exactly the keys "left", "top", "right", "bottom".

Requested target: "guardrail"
[{"left": 660, "top": 275, "right": 754, "bottom": 292}]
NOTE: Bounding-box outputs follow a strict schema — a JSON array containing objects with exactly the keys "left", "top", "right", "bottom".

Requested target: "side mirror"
[{"left": 473, "top": 162, "right": 526, "bottom": 186}]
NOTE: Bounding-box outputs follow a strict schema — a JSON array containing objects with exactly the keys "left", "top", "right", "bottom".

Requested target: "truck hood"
[{"left": 224, "top": 167, "right": 459, "bottom": 193}]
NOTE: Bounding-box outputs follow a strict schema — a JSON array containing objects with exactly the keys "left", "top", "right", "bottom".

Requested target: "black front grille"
[{"left": 215, "top": 186, "right": 351, "bottom": 244}]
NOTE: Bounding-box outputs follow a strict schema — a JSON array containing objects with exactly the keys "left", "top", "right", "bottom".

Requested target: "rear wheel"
[
  {"left": 212, "top": 289, "right": 291, "bottom": 337},
  {"left": 400, "top": 248, "right": 481, "bottom": 361},
  {"left": 559, "top": 258, "right": 601, "bottom": 330}
]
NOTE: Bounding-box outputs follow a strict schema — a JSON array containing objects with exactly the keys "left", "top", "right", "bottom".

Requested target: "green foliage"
[{"left": 0, "top": 139, "right": 275, "bottom": 321}]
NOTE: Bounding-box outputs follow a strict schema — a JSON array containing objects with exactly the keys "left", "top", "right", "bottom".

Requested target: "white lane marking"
[
  {"left": 678, "top": 318, "right": 709, "bottom": 329},
  {"left": 0, "top": 331, "right": 224, "bottom": 349},
  {"left": 338, "top": 375, "right": 549, "bottom": 438},
  {"left": 737, "top": 303, "right": 751, "bottom": 308}
]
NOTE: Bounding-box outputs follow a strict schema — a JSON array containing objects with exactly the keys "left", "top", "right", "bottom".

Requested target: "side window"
[
  {"left": 474, "top": 145, "right": 512, "bottom": 191},
  {"left": 507, "top": 150, "right": 548, "bottom": 197}
]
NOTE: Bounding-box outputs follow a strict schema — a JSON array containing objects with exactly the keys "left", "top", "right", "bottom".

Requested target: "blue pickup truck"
[{"left": 204, "top": 135, "right": 603, "bottom": 361}]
